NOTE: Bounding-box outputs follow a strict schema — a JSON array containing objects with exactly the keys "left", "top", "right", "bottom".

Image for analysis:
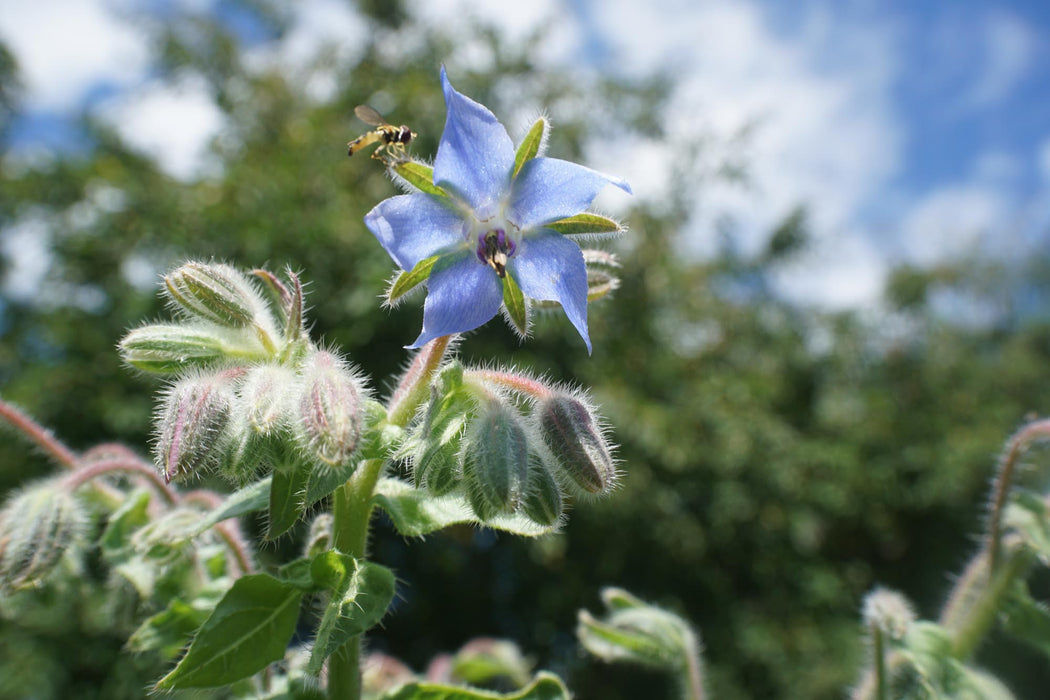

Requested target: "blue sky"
[{"left": 1, "top": 0, "right": 1048, "bottom": 311}]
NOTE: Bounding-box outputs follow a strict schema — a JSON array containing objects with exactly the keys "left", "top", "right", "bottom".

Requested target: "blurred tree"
[{"left": 2, "top": 2, "right": 1050, "bottom": 699}]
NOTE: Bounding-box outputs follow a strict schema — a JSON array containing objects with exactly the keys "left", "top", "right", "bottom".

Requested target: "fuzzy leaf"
[
  {"left": 378, "top": 671, "right": 570, "bottom": 700},
  {"left": 306, "top": 552, "right": 396, "bottom": 675},
  {"left": 191, "top": 478, "right": 271, "bottom": 536},
  {"left": 268, "top": 459, "right": 312, "bottom": 540},
  {"left": 393, "top": 160, "right": 448, "bottom": 197},
  {"left": 502, "top": 271, "right": 528, "bottom": 337},
  {"left": 155, "top": 573, "right": 302, "bottom": 689},
  {"left": 372, "top": 478, "right": 556, "bottom": 537},
  {"left": 512, "top": 118, "right": 547, "bottom": 180},
  {"left": 390, "top": 255, "right": 441, "bottom": 304},
  {"left": 544, "top": 213, "right": 622, "bottom": 236}
]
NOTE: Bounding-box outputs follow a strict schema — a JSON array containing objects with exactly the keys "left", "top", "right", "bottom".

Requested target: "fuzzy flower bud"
[
  {"left": 241, "top": 364, "right": 296, "bottom": 437},
  {"left": 155, "top": 369, "right": 239, "bottom": 483},
  {"left": 293, "top": 350, "right": 367, "bottom": 466},
  {"left": 537, "top": 393, "right": 615, "bottom": 494},
  {"left": 862, "top": 587, "right": 916, "bottom": 641},
  {"left": 119, "top": 324, "right": 235, "bottom": 375},
  {"left": 0, "top": 480, "right": 87, "bottom": 591},
  {"left": 462, "top": 398, "right": 529, "bottom": 521},
  {"left": 164, "top": 261, "right": 265, "bottom": 328}
]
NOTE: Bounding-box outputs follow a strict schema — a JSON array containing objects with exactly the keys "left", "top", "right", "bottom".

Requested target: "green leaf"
[
  {"left": 389, "top": 255, "right": 441, "bottom": 305},
  {"left": 306, "top": 552, "right": 396, "bottom": 675},
  {"left": 155, "top": 573, "right": 303, "bottom": 690},
  {"left": 191, "top": 478, "right": 272, "bottom": 536},
  {"left": 1002, "top": 584, "right": 1050, "bottom": 660},
  {"left": 372, "top": 478, "right": 557, "bottom": 537},
  {"left": 512, "top": 118, "right": 547, "bottom": 180},
  {"left": 127, "top": 584, "right": 227, "bottom": 658},
  {"left": 501, "top": 271, "right": 528, "bottom": 338},
  {"left": 378, "top": 671, "right": 570, "bottom": 700},
  {"left": 100, "top": 489, "right": 151, "bottom": 557},
  {"left": 268, "top": 459, "right": 312, "bottom": 540},
  {"left": 544, "top": 213, "right": 622, "bottom": 236},
  {"left": 393, "top": 160, "right": 447, "bottom": 197}
]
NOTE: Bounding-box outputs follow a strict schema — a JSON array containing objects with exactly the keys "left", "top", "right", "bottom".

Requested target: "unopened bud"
[
  {"left": 523, "top": 453, "right": 563, "bottom": 527},
  {"left": 241, "top": 364, "right": 295, "bottom": 436},
  {"left": 577, "top": 588, "right": 700, "bottom": 673},
  {"left": 0, "top": 480, "right": 87, "bottom": 591},
  {"left": 462, "top": 400, "right": 529, "bottom": 521},
  {"left": 862, "top": 587, "right": 916, "bottom": 641},
  {"left": 164, "top": 261, "right": 264, "bottom": 328},
  {"left": 294, "top": 350, "right": 367, "bottom": 466},
  {"left": 304, "top": 513, "right": 334, "bottom": 559},
  {"left": 537, "top": 394, "right": 615, "bottom": 494},
  {"left": 120, "top": 324, "right": 241, "bottom": 375},
  {"left": 155, "top": 370, "right": 239, "bottom": 482}
]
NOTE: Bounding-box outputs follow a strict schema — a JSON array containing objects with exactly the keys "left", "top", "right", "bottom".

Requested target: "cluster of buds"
[
  {"left": 401, "top": 361, "right": 617, "bottom": 527},
  {"left": 120, "top": 262, "right": 369, "bottom": 482}
]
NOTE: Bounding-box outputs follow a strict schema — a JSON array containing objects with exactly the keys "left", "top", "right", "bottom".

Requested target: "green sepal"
[
  {"left": 544, "top": 213, "right": 622, "bottom": 236},
  {"left": 393, "top": 160, "right": 448, "bottom": 197},
  {"left": 155, "top": 573, "right": 303, "bottom": 690},
  {"left": 390, "top": 255, "right": 441, "bottom": 305},
  {"left": 372, "top": 478, "right": 557, "bottom": 537},
  {"left": 501, "top": 271, "right": 528, "bottom": 338},
  {"left": 377, "top": 671, "right": 570, "bottom": 700},
  {"left": 512, "top": 118, "right": 547, "bottom": 180},
  {"left": 306, "top": 552, "right": 397, "bottom": 676}
]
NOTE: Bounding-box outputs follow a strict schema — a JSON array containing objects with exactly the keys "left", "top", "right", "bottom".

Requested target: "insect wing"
[{"left": 354, "top": 105, "right": 389, "bottom": 127}]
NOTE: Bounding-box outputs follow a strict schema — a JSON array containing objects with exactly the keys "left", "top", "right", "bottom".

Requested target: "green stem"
[
  {"left": 326, "top": 335, "right": 454, "bottom": 700},
  {"left": 946, "top": 547, "right": 1033, "bottom": 659}
]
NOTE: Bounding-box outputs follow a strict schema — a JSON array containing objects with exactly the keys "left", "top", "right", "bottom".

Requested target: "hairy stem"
[
  {"left": 0, "top": 396, "right": 79, "bottom": 469},
  {"left": 987, "top": 418, "right": 1050, "bottom": 572}
]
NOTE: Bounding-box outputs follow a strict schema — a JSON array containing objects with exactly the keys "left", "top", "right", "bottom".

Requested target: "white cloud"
[
  {"left": 962, "top": 12, "right": 1036, "bottom": 109},
  {"left": 0, "top": 0, "right": 149, "bottom": 111},
  {"left": 95, "top": 73, "right": 226, "bottom": 181}
]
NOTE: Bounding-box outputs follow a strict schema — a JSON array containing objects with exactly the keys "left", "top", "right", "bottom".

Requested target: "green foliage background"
[{"left": 2, "top": 2, "right": 1050, "bottom": 698}]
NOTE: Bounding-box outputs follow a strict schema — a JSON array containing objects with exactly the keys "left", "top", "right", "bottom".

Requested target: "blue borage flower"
[{"left": 365, "top": 67, "right": 631, "bottom": 353}]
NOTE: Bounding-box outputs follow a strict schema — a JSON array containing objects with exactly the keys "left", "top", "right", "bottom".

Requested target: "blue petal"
[
  {"left": 409, "top": 251, "right": 504, "bottom": 348},
  {"left": 508, "top": 229, "right": 592, "bottom": 353},
  {"left": 433, "top": 67, "right": 515, "bottom": 214},
  {"left": 365, "top": 194, "right": 466, "bottom": 270},
  {"left": 508, "top": 157, "right": 631, "bottom": 229}
]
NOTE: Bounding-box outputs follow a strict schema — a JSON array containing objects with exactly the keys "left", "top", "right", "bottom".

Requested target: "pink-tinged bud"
[
  {"left": 293, "top": 350, "right": 367, "bottom": 466},
  {"left": 0, "top": 480, "right": 87, "bottom": 591},
  {"left": 154, "top": 370, "right": 239, "bottom": 483},
  {"left": 537, "top": 394, "right": 615, "bottom": 494},
  {"left": 164, "top": 261, "right": 266, "bottom": 328},
  {"left": 241, "top": 364, "right": 295, "bottom": 436},
  {"left": 462, "top": 399, "right": 529, "bottom": 521}
]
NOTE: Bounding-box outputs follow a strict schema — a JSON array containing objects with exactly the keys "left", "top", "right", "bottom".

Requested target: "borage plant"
[{"left": 0, "top": 69, "right": 630, "bottom": 699}]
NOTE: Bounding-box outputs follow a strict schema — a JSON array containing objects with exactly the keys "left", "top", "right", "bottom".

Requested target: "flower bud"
[
  {"left": 119, "top": 324, "right": 238, "bottom": 375},
  {"left": 537, "top": 393, "right": 615, "bottom": 494},
  {"left": 164, "top": 261, "right": 265, "bottom": 328},
  {"left": 862, "top": 587, "right": 916, "bottom": 641},
  {"left": 155, "top": 369, "right": 239, "bottom": 483},
  {"left": 462, "top": 399, "right": 529, "bottom": 521},
  {"left": 304, "top": 513, "right": 333, "bottom": 559},
  {"left": 523, "top": 453, "right": 563, "bottom": 527},
  {"left": 293, "top": 350, "right": 367, "bottom": 466},
  {"left": 240, "top": 364, "right": 296, "bottom": 436},
  {"left": 0, "top": 480, "right": 87, "bottom": 591}
]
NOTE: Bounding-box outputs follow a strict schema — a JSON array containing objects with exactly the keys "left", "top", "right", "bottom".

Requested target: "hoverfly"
[{"left": 347, "top": 105, "right": 415, "bottom": 162}]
